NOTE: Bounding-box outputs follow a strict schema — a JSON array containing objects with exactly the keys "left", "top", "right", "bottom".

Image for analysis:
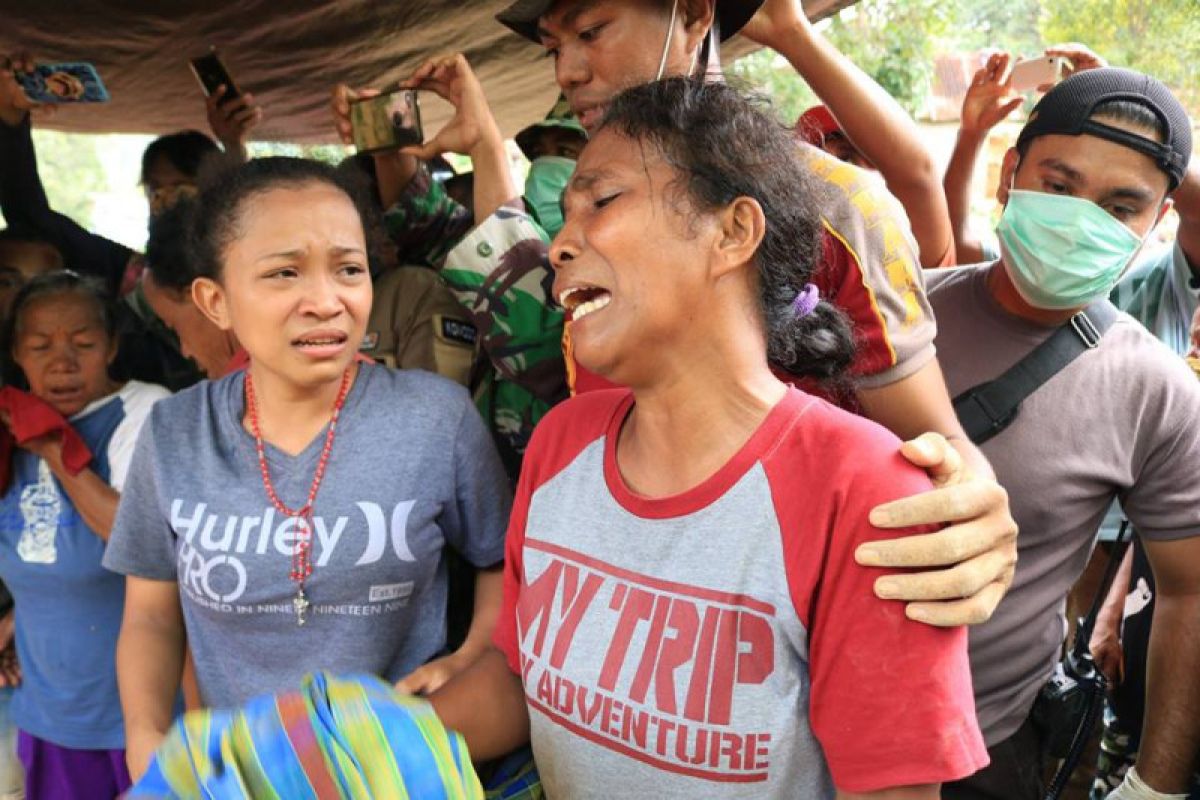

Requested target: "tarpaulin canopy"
[{"left": 2, "top": 0, "right": 857, "bottom": 143}]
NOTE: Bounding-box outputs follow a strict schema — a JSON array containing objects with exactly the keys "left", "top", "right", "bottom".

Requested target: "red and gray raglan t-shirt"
[{"left": 494, "top": 388, "right": 988, "bottom": 797}]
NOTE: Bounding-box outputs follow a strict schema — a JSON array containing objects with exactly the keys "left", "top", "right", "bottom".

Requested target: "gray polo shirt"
[{"left": 926, "top": 263, "right": 1200, "bottom": 746}]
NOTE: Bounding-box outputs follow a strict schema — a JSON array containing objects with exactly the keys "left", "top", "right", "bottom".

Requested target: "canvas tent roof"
[{"left": 4, "top": 0, "right": 858, "bottom": 143}]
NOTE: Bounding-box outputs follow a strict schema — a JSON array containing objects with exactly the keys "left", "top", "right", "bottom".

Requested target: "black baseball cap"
[
  {"left": 497, "top": 0, "right": 765, "bottom": 44},
  {"left": 1016, "top": 67, "right": 1192, "bottom": 190}
]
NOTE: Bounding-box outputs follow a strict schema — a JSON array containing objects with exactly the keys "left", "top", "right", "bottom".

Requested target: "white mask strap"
[{"left": 655, "top": 0, "right": 680, "bottom": 81}]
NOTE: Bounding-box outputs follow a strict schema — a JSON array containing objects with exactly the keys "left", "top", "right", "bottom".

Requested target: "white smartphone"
[{"left": 1010, "top": 55, "right": 1068, "bottom": 93}]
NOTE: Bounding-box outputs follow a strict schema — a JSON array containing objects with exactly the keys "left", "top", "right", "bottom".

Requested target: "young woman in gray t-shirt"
[{"left": 104, "top": 157, "right": 512, "bottom": 781}]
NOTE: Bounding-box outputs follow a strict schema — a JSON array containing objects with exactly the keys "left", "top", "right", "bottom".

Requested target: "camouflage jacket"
[{"left": 383, "top": 170, "right": 567, "bottom": 479}]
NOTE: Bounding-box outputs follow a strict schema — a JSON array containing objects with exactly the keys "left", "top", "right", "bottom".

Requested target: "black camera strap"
[
  {"left": 953, "top": 301, "right": 1120, "bottom": 445},
  {"left": 1044, "top": 520, "right": 1134, "bottom": 800}
]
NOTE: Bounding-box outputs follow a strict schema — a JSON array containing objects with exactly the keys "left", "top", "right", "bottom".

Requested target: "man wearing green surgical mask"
[
  {"left": 926, "top": 67, "right": 1200, "bottom": 800},
  {"left": 514, "top": 96, "right": 587, "bottom": 238}
]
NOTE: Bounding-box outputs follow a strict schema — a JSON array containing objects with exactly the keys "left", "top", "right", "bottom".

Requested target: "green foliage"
[
  {"left": 727, "top": 49, "right": 818, "bottom": 123},
  {"left": 1039, "top": 0, "right": 1200, "bottom": 109},
  {"left": 953, "top": 0, "right": 1043, "bottom": 56},
  {"left": 28, "top": 130, "right": 108, "bottom": 230},
  {"left": 728, "top": 0, "right": 957, "bottom": 119},
  {"left": 728, "top": 0, "right": 1200, "bottom": 122},
  {"left": 824, "top": 0, "right": 954, "bottom": 115},
  {"left": 247, "top": 141, "right": 348, "bottom": 164}
]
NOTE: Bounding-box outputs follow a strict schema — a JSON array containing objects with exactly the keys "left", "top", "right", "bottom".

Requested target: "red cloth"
[{"left": 0, "top": 387, "right": 93, "bottom": 493}]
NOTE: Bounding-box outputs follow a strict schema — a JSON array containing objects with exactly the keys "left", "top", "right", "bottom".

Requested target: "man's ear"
[
  {"left": 191, "top": 277, "right": 233, "bottom": 331},
  {"left": 997, "top": 147, "right": 1021, "bottom": 206},
  {"left": 682, "top": 0, "right": 717, "bottom": 56},
  {"left": 712, "top": 196, "right": 765, "bottom": 280}
]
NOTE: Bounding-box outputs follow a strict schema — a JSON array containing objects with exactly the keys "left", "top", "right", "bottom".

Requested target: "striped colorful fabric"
[
  {"left": 128, "top": 672, "right": 483, "bottom": 799},
  {"left": 480, "top": 750, "right": 543, "bottom": 800}
]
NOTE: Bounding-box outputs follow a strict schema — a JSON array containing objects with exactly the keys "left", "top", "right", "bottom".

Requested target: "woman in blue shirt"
[{"left": 0, "top": 271, "right": 168, "bottom": 798}]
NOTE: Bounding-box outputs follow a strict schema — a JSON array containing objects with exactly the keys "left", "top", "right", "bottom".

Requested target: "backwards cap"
[
  {"left": 1016, "top": 67, "right": 1192, "bottom": 190},
  {"left": 497, "top": 0, "right": 765, "bottom": 44}
]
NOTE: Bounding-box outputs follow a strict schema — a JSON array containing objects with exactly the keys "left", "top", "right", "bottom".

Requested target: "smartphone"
[
  {"left": 189, "top": 49, "right": 241, "bottom": 100},
  {"left": 1010, "top": 56, "right": 1068, "bottom": 93},
  {"left": 16, "top": 63, "right": 109, "bottom": 103},
  {"left": 349, "top": 89, "right": 423, "bottom": 154}
]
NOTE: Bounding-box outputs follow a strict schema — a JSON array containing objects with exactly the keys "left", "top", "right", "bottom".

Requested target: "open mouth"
[
  {"left": 574, "top": 104, "right": 606, "bottom": 131},
  {"left": 292, "top": 330, "right": 349, "bottom": 353},
  {"left": 45, "top": 385, "right": 83, "bottom": 401},
  {"left": 43, "top": 385, "right": 86, "bottom": 410},
  {"left": 558, "top": 285, "right": 612, "bottom": 322}
]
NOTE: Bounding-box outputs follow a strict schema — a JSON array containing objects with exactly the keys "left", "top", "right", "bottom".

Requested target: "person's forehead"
[
  {"left": 238, "top": 182, "right": 360, "bottom": 223},
  {"left": 542, "top": 0, "right": 607, "bottom": 25},
  {"left": 20, "top": 293, "right": 104, "bottom": 328},
  {"left": 540, "top": 0, "right": 665, "bottom": 33},
  {"left": 1024, "top": 132, "right": 1169, "bottom": 194},
  {"left": 543, "top": 127, "right": 587, "bottom": 146},
  {"left": 227, "top": 184, "right": 366, "bottom": 257},
  {"left": 572, "top": 130, "right": 667, "bottom": 184},
  {"left": 146, "top": 158, "right": 192, "bottom": 188}
]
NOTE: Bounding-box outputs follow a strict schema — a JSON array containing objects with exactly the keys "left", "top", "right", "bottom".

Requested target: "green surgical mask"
[
  {"left": 524, "top": 156, "right": 575, "bottom": 239},
  {"left": 997, "top": 189, "right": 1144, "bottom": 310}
]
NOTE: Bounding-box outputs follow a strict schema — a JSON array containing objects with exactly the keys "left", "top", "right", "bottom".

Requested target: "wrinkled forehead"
[
  {"left": 17, "top": 290, "right": 107, "bottom": 333},
  {"left": 568, "top": 128, "right": 677, "bottom": 203}
]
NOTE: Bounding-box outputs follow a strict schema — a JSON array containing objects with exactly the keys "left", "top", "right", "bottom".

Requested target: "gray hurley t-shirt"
[
  {"left": 104, "top": 364, "right": 511, "bottom": 709},
  {"left": 927, "top": 264, "right": 1200, "bottom": 746}
]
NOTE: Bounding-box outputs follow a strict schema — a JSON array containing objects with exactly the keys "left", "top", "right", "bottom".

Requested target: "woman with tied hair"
[
  {"left": 427, "top": 78, "right": 988, "bottom": 798},
  {"left": 103, "top": 157, "right": 511, "bottom": 780}
]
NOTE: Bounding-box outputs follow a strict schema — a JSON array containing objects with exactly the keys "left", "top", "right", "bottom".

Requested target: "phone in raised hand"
[
  {"left": 16, "top": 63, "right": 109, "bottom": 103},
  {"left": 189, "top": 48, "right": 241, "bottom": 101},
  {"left": 349, "top": 88, "right": 424, "bottom": 154},
  {"left": 1010, "top": 55, "right": 1068, "bottom": 93}
]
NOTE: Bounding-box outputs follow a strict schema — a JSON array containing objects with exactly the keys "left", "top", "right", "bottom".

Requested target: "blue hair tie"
[{"left": 791, "top": 283, "right": 820, "bottom": 318}]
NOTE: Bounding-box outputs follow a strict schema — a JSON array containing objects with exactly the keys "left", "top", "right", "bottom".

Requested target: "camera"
[{"left": 1031, "top": 638, "right": 1106, "bottom": 758}]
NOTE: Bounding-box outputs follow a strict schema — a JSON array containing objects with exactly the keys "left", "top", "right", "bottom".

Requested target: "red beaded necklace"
[{"left": 244, "top": 367, "right": 352, "bottom": 626}]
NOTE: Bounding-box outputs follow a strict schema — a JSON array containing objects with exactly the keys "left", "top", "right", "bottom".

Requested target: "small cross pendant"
[{"left": 293, "top": 588, "right": 310, "bottom": 626}]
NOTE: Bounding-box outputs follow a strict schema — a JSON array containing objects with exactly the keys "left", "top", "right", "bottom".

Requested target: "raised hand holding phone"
[
  {"left": 15, "top": 61, "right": 109, "bottom": 103},
  {"left": 398, "top": 53, "right": 515, "bottom": 224},
  {"left": 191, "top": 49, "right": 260, "bottom": 159},
  {"left": 961, "top": 52, "right": 1023, "bottom": 136},
  {"left": 189, "top": 50, "right": 240, "bottom": 100},
  {"left": 1044, "top": 42, "right": 1109, "bottom": 80},
  {"left": 347, "top": 88, "right": 423, "bottom": 154},
  {"left": 396, "top": 54, "right": 500, "bottom": 161},
  {"left": 205, "top": 84, "right": 262, "bottom": 161},
  {"left": 1009, "top": 55, "right": 1069, "bottom": 93}
]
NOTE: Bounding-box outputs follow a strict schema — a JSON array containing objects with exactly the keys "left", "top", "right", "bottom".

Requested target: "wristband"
[{"left": 1108, "top": 767, "right": 1189, "bottom": 800}]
